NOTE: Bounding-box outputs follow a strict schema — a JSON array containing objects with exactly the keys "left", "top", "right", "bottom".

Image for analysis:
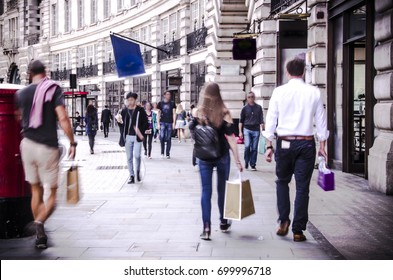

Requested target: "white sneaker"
[
  {"left": 166, "top": 155, "right": 170, "bottom": 159},
  {"left": 161, "top": 154, "right": 164, "bottom": 159}
]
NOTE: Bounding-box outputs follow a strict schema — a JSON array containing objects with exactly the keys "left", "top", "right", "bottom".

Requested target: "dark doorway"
[
  {"left": 133, "top": 75, "right": 152, "bottom": 102},
  {"left": 8, "top": 63, "right": 20, "bottom": 85},
  {"left": 161, "top": 69, "right": 181, "bottom": 104},
  {"left": 343, "top": 42, "right": 366, "bottom": 174},
  {"left": 328, "top": 0, "right": 375, "bottom": 177},
  {"left": 277, "top": 20, "right": 308, "bottom": 86},
  {"left": 105, "top": 81, "right": 124, "bottom": 129},
  {"left": 190, "top": 62, "right": 206, "bottom": 105}
]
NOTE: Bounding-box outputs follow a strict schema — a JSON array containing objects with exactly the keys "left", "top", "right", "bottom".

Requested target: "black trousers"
[
  {"left": 88, "top": 134, "right": 96, "bottom": 150},
  {"left": 103, "top": 122, "right": 110, "bottom": 137},
  {"left": 275, "top": 139, "right": 316, "bottom": 233},
  {"left": 143, "top": 133, "right": 153, "bottom": 157}
]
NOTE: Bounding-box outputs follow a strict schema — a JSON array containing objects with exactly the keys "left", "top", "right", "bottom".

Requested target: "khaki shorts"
[{"left": 20, "top": 138, "right": 60, "bottom": 187}]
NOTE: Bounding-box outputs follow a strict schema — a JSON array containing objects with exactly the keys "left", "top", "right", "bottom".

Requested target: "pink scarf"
[{"left": 29, "top": 77, "right": 59, "bottom": 128}]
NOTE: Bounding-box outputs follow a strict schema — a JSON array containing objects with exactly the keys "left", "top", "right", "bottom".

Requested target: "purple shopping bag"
[{"left": 317, "top": 171, "right": 335, "bottom": 191}]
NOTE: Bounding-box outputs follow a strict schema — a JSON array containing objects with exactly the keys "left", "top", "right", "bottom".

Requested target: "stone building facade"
[{"left": 0, "top": 0, "right": 250, "bottom": 122}]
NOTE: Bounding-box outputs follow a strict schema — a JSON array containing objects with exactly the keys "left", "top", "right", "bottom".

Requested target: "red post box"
[{"left": 0, "top": 84, "right": 33, "bottom": 238}]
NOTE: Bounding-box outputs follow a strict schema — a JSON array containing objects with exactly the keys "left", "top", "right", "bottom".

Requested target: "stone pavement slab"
[{"left": 1, "top": 132, "right": 392, "bottom": 260}]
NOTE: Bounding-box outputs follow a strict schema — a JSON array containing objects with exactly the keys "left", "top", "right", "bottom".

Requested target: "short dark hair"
[
  {"left": 28, "top": 60, "right": 46, "bottom": 75},
  {"left": 105, "top": 105, "right": 108, "bottom": 108},
  {"left": 286, "top": 58, "right": 305, "bottom": 77},
  {"left": 126, "top": 92, "right": 138, "bottom": 100},
  {"left": 163, "top": 91, "right": 171, "bottom": 95}
]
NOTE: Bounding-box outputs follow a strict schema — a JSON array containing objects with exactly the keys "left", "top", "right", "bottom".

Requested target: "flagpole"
[{"left": 110, "top": 32, "right": 170, "bottom": 54}]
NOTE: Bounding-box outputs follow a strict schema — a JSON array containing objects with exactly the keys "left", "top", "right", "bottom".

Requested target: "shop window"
[
  {"left": 51, "top": 4, "right": 58, "bottom": 36},
  {"left": 64, "top": 0, "right": 71, "bottom": 33},
  {"left": 78, "top": 0, "right": 84, "bottom": 28},
  {"left": 348, "top": 5, "right": 366, "bottom": 41}
]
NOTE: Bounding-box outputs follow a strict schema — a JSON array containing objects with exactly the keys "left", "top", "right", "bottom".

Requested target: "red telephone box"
[{"left": 0, "top": 84, "right": 33, "bottom": 238}]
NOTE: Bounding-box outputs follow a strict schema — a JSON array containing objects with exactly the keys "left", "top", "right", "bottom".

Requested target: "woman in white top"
[
  {"left": 152, "top": 102, "right": 159, "bottom": 142},
  {"left": 175, "top": 104, "right": 187, "bottom": 143}
]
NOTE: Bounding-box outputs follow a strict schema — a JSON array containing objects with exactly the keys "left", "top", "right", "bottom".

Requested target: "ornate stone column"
[
  {"left": 150, "top": 16, "right": 162, "bottom": 103},
  {"left": 251, "top": 0, "right": 276, "bottom": 113},
  {"left": 307, "top": 0, "right": 328, "bottom": 95},
  {"left": 368, "top": 0, "right": 393, "bottom": 194},
  {"left": 205, "top": 0, "right": 248, "bottom": 119},
  {"left": 179, "top": 0, "right": 191, "bottom": 109},
  {"left": 96, "top": 39, "right": 106, "bottom": 110}
]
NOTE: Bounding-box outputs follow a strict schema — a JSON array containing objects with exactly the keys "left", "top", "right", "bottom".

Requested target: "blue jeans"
[
  {"left": 198, "top": 152, "right": 230, "bottom": 225},
  {"left": 125, "top": 135, "right": 142, "bottom": 177},
  {"left": 275, "top": 139, "right": 316, "bottom": 233},
  {"left": 159, "top": 122, "right": 172, "bottom": 156},
  {"left": 243, "top": 128, "right": 260, "bottom": 167}
]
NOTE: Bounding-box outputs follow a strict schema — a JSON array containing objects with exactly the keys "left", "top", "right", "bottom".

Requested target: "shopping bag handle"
[
  {"left": 70, "top": 163, "right": 78, "bottom": 170},
  {"left": 238, "top": 171, "right": 243, "bottom": 181},
  {"left": 65, "top": 159, "right": 78, "bottom": 169}
]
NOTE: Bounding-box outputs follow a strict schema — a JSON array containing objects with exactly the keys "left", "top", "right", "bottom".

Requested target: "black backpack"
[{"left": 193, "top": 122, "right": 222, "bottom": 160}]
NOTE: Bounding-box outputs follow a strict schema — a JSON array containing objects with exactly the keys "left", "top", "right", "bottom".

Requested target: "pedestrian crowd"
[{"left": 15, "top": 57, "right": 328, "bottom": 249}]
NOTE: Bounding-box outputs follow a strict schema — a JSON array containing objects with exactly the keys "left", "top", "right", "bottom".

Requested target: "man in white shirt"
[{"left": 263, "top": 58, "right": 329, "bottom": 242}]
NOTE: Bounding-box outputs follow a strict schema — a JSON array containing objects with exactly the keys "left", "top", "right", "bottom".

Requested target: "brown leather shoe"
[
  {"left": 276, "top": 220, "right": 290, "bottom": 236},
  {"left": 293, "top": 233, "right": 307, "bottom": 242}
]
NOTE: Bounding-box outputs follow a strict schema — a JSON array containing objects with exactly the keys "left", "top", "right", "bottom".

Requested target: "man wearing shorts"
[{"left": 16, "top": 60, "right": 76, "bottom": 249}]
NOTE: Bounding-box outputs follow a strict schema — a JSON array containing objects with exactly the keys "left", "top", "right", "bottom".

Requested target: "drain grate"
[
  {"left": 96, "top": 166, "right": 128, "bottom": 170},
  {"left": 102, "top": 150, "right": 125, "bottom": 153}
]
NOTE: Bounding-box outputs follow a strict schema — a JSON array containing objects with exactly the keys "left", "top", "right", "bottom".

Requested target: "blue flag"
[{"left": 110, "top": 34, "right": 145, "bottom": 78}]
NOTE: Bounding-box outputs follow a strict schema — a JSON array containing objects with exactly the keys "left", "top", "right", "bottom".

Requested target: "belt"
[{"left": 278, "top": 135, "right": 314, "bottom": 141}]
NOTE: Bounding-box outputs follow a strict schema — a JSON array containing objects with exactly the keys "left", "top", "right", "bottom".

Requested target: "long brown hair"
[
  {"left": 86, "top": 104, "right": 97, "bottom": 117},
  {"left": 197, "top": 82, "right": 229, "bottom": 128}
]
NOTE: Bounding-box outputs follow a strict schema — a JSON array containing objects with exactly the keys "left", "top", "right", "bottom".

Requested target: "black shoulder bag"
[{"left": 119, "top": 110, "right": 133, "bottom": 147}]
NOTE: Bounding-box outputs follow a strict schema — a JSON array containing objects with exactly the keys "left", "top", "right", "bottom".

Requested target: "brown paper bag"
[
  {"left": 66, "top": 165, "right": 80, "bottom": 204},
  {"left": 224, "top": 178, "right": 255, "bottom": 220}
]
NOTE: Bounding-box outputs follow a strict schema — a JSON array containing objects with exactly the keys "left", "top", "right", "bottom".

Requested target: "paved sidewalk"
[{"left": 1, "top": 131, "right": 392, "bottom": 260}]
